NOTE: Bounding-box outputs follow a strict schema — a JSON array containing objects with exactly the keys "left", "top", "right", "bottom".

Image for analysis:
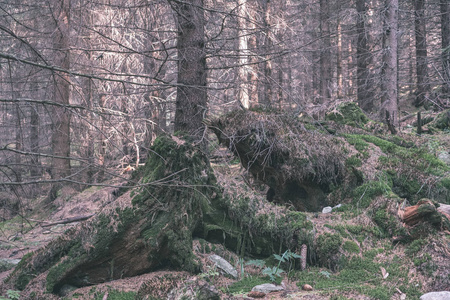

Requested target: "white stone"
[
  {"left": 420, "top": 291, "right": 450, "bottom": 300},
  {"left": 322, "top": 206, "right": 332, "bottom": 214},
  {"left": 251, "top": 283, "right": 283, "bottom": 293},
  {"left": 208, "top": 254, "right": 238, "bottom": 278}
]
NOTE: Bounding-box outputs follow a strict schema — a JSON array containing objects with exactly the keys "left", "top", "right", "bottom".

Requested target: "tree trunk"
[
  {"left": 237, "top": 0, "right": 250, "bottom": 109},
  {"left": 319, "top": 0, "right": 332, "bottom": 103},
  {"left": 337, "top": 20, "right": 343, "bottom": 99},
  {"left": 261, "top": 0, "right": 273, "bottom": 107},
  {"left": 29, "top": 103, "right": 40, "bottom": 178},
  {"left": 248, "top": 19, "right": 259, "bottom": 106},
  {"left": 171, "top": 0, "right": 207, "bottom": 141},
  {"left": 441, "top": 0, "right": 450, "bottom": 97},
  {"left": 50, "top": 0, "right": 71, "bottom": 200},
  {"left": 381, "top": 0, "right": 399, "bottom": 131},
  {"left": 14, "top": 102, "right": 23, "bottom": 184},
  {"left": 414, "top": 0, "right": 429, "bottom": 107},
  {"left": 356, "top": 0, "right": 374, "bottom": 111}
]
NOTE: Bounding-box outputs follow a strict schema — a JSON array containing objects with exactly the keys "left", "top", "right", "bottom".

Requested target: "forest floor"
[{"left": 0, "top": 108, "right": 449, "bottom": 299}]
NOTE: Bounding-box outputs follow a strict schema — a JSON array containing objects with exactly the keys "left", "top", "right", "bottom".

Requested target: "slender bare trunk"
[
  {"left": 356, "top": 0, "right": 374, "bottom": 111},
  {"left": 441, "top": 0, "right": 450, "bottom": 97},
  {"left": 381, "top": 0, "right": 399, "bottom": 132},
  {"left": 414, "top": 0, "right": 429, "bottom": 107},
  {"left": 237, "top": 0, "right": 250, "bottom": 109},
  {"left": 319, "top": 0, "right": 331, "bottom": 103},
  {"left": 50, "top": 0, "right": 71, "bottom": 200}
]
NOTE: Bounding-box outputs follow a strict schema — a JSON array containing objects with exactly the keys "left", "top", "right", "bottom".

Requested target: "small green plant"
[
  {"left": 0, "top": 290, "right": 21, "bottom": 300},
  {"left": 263, "top": 250, "right": 301, "bottom": 282},
  {"left": 319, "top": 270, "right": 331, "bottom": 278},
  {"left": 199, "top": 265, "right": 219, "bottom": 283}
]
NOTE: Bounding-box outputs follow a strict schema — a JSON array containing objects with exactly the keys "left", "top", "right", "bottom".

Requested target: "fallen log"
[
  {"left": 41, "top": 214, "right": 95, "bottom": 228},
  {"left": 398, "top": 199, "right": 450, "bottom": 230}
]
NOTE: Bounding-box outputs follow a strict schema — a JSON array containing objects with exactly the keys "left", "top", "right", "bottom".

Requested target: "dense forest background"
[{"left": 0, "top": 0, "right": 449, "bottom": 211}]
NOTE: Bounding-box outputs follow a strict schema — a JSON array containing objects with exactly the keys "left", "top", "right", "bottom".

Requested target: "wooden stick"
[{"left": 41, "top": 214, "right": 95, "bottom": 228}]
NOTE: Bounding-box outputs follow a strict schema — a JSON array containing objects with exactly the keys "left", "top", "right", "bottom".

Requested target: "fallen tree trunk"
[{"left": 398, "top": 199, "right": 450, "bottom": 230}]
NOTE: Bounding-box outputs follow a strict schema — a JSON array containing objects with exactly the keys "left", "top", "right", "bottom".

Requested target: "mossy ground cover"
[
  {"left": 293, "top": 230, "right": 423, "bottom": 299},
  {"left": 225, "top": 276, "right": 270, "bottom": 295}
]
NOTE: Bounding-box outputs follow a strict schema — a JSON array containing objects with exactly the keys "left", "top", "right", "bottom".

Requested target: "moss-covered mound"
[
  {"left": 210, "top": 105, "right": 450, "bottom": 213},
  {"left": 5, "top": 135, "right": 314, "bottom": 297},
  {"left": 325, "top": 102, "right": 370, "bottom": 128},
  {"left": 209, "top": 110, "right": 347, "bottom": 211}
]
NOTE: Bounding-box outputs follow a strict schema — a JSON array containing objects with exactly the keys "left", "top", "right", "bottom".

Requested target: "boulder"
[
  {"left": 420, "top": 291, "right": 450, "bottom": 300},
  {"left": 208, "top": 254, "right": 238, "bottom": 279},
  {"left": 251, "top": 283, "right": 283, "bottom": 293}
]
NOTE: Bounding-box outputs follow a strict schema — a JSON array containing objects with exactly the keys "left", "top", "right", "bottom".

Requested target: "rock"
[
  {"left": 251, "top": 283, "right": 283, "bottom": 293},
  {"left": 420, "top": 291, "right": 450, "bottom": 300},
  {"left": 322, "top": 206, "right": 332, "bottom": 214},
  {"left": 439, "top": 151, "right": 450, "bottom": 165},
  {"left": 0, "top": 258, "right": 21, "bottom": 272},
  {"left": 247, "top": 291, "right": 266, "bottom": 298},
  {"left": 302, "top": 284, "right": 313, "bottom": 291},
  {"left": 208, "top": 254, "right": 238, "bottom": 278},
  {"left": 333, "top": 204, "right": 342, "bottom": 209}
]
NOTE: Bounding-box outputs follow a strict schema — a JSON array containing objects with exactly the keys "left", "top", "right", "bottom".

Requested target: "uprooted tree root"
[{"left": 207, "top": 109, "right": 348, "bottom": 211}]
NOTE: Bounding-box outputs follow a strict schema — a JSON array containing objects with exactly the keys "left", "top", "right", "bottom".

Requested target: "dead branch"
[{"left": 41, "top": 214, "right": 95, "bottom": 228}]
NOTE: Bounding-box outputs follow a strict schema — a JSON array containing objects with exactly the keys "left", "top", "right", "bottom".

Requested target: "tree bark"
[
  {"left": 29, "top": 103, "right": 40, "bottom": 178},
  {"left": 171, "top": 0, "right": 207, "bottom": 141},
  {"left": 261, "top": 0, "right": 273, "bottom": 107},
  {"left": 319, "top": 0, "right": 332, "bottom": 104},
  {"left": 381, "top": 0, "right": 399, "bottom": 131},
  {"left": 50, "top": 0, "right": 71, "bottom": 199},
  {"left": 356, "top": 0, "right": 374, "bottom": 111},
  {"left": 237, "top": 0, "right": 250, "bottom": 109},
  {"left": 441, "top": 0, "right": 450, "bottom": 97},
  {"left": 414, "top": 0, "right": 429, "bottom": 107}
]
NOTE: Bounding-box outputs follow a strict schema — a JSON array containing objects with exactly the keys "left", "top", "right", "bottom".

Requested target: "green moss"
[
  {"left": 316, "top": 233, "right": 342, "bottom": 268},
  {"left": 391, "top": 175, "right": 424, "bottom": 203},
  {"left": 352, "top": 180, "right": 392, "bottom": 209},
  {"left": 406, "top": 239, "right": 426, "bottom": 256},
  {"left": 439, "top": 177, "right": 450, "bottom": 190},
  {"left": 342, "top": 241, "right": 360, "bottom": 254},
  {"left": 344, "top": 134, "right": 369, "bottom": 152},
  {"left": 345, "top": 155, "right": 362, "bottom": 168},
  {"left": 326, "top": 102, "right": 370, "bottom": 128},
  {"left": 226, "top": 276, "right": 270, "bottom": 294},
  {"left": 432, "top": 109, "right": 450, "bottom": 130},
  {"left": 373, "top": 207, "right": 407, "bottom": 238}
]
